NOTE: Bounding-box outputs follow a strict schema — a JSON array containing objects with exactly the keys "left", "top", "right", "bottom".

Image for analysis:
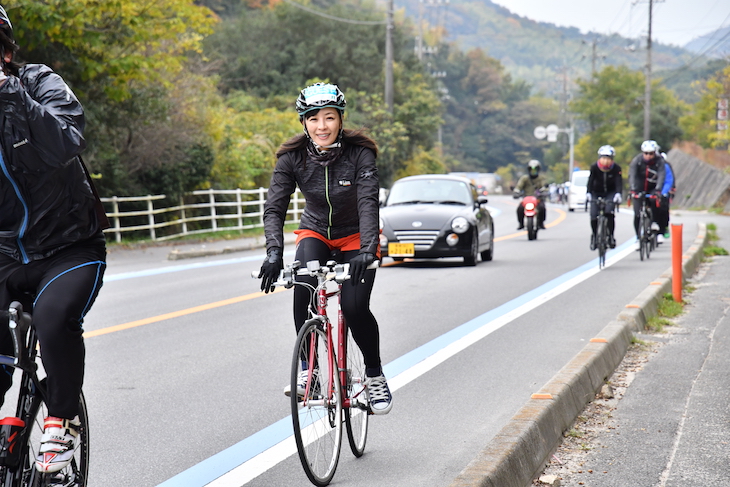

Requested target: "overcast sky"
[{"left": 490, "top": 0, "right": 730, "bottom": 47}]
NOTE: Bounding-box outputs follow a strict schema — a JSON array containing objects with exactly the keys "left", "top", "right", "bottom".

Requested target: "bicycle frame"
[{"left": 0, "top": 304, "right": 46, "bottom": 487}]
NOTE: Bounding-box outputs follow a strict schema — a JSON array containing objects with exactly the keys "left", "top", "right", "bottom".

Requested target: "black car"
[{"left": 379, "top": 174, "right": 494, "bottom": 266}]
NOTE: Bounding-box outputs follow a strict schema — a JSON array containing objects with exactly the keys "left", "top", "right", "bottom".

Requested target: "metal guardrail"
[{"left": 100, "top": 188, "right": 304, "bottom": 243}]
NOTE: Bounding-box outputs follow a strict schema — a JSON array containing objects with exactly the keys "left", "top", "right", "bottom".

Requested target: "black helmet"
[
  {"left": 0, "top": 5, "right": 12, "bottom": 40},
  {"left": 296, "top": 83, "right": 346, "bottom": 118}
]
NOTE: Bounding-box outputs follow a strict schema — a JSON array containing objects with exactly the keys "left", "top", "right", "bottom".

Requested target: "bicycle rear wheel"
[
  {"left": 26, "top": 387, "right": 89, "bottom": 487},
  {"left": 291, "top": 320, "right": 342, "bottom": 486},
  {"left": 343, "top": 327, "right": 368, "bottom": 458}
]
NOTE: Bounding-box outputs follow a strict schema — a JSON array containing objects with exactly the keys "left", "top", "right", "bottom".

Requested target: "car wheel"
[
  {"left": 480, "top": 225, "right": 494, "bottom": 261},
  {"left": 464, "top": 233, "right": 478, "bottom": 266}
]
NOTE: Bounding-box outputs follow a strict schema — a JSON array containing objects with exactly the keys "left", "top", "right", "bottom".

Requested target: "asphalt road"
[{"left": 2, "top": 195, "right": 715, "bottom": 487}]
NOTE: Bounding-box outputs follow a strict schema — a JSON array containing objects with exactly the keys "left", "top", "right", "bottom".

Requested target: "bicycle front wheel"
[
  {"left": 597, "top": 216, "right": 607, "bottom": 269},
  {"left": 343, "top": 327, "right": 368, "bottom": 458},
  {"left": 26, "top": 388, "right": 89, "bottom": 487},
  {"left": 291, "top": 320, "right": 343, "bottom": 486}
]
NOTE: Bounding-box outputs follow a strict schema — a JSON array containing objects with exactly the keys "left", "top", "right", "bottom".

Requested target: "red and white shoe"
[{"left": 35, "top": 416, "right": 80, "bottom": 473}]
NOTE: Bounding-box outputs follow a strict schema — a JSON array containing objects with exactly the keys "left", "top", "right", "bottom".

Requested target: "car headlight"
[{"left": 451, "top": 216, "right": 469, "bottom": 234}]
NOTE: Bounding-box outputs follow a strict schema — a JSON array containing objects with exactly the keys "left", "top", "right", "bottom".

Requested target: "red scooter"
[{"left": 521, "top": 195, "right": 540, "bottom": 240}]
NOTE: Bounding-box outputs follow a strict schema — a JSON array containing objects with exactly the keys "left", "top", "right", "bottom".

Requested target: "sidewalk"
[{"left": 539, "top": 227, "right": 730, "bottom": 486}]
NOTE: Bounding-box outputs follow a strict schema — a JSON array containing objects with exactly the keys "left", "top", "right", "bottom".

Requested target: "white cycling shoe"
[{"left": 36, "top": 416, "right": 80, "bottom": 473}]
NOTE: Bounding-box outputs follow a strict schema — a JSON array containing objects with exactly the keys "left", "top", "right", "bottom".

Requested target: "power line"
[
  {"left": 280, "top": 0, "right": 386, "bottom": 25},
  {"left": 660, "top": 27, "right": 730, "bottom": 83}
]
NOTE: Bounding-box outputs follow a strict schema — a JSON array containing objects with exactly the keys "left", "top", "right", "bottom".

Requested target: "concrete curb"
[{"left": 449, "top": 223, "right": 709, "bottom": 487}]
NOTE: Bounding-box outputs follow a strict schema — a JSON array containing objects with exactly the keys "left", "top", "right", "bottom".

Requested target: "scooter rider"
[
  {"left": 513, "top": 159, "right": 548, "bottom": 230},
  {"left": 628, "top": 140, "right": 665, "bottom": 251},
  {"left": 586, "top": 145, "right": 623, "bottom": 250}
]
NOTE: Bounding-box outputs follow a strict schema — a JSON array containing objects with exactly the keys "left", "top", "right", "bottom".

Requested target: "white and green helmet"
[{"left": 296, "top": 82, "right": 346, "bottom": 118}]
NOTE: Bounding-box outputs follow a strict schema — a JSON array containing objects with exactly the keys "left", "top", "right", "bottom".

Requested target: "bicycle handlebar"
[{"left": 251, "top": 259, "right": 380, "bottom": 288}]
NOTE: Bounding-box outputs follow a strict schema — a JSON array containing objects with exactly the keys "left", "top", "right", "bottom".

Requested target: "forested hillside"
[{"left": 4, "top": 0, "right": 727, "bottom": 200}]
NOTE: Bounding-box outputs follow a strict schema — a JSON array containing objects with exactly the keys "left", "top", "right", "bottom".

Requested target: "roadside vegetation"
[{"left": 704, "top": 223, "right": 729, "bottom": 257}]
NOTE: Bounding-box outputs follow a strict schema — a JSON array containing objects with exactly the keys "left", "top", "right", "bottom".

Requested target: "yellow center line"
[
  {"left": 496, "top": 206, "right": 567, "bottom": 241},
  {"left": 83, "top": 287, "right": 287, "bottom": 338}
]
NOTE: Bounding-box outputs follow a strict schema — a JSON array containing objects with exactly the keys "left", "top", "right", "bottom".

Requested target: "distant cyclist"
[
  {"left": 628, "top": 140, "right": 665, "bottom": 251},
  {"left": 654, "top": 151, "right": 675, "bottom": 244},
  {"left": 258, "top": 82, "right": 392, "bottom": 414},
  {"left": 586, "top": 145, "right": 623, "bottom": 250},
  {"left": 0, "top": 5, "right": 108, "bottom": 473},
  {"left": 513, "top": 159, "right": 548, "bottom": 230}
]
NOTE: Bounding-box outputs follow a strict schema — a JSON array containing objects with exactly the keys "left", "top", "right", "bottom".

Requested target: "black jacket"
[
  {"left": 628, "top": 153, "right": 665, "bottom": 194},
  {"left": 0, "top": 64, "right": 103, "bottom": 263},
  {"left": 587, "top": 162, "right": 623, "bottom": 197},
  {"left": 264, "top": 144, "right": 380, "bottom": 255}
]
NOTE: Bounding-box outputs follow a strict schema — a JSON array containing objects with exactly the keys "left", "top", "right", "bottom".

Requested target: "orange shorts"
[{"left": 294, "top": 230, "right": 381, "bottom": 258}]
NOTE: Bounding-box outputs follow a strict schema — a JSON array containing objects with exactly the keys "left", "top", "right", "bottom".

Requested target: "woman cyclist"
[
  {"left": 586, "top": 145, "right": 623, "bottom": 250},
  {"left": 258, "top": 82, "right": 392, "bottom": 415}
]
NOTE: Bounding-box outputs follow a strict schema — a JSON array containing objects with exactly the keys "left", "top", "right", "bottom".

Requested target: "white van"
[{"left": 568, "top": 170, "right": 590, "bottom": 211}]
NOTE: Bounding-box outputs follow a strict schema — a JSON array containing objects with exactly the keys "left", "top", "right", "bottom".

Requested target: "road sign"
[
  {"left": 718, "top": 98, "right": 729, "bottom": 110},
  {"left": 718, "top": 109, "right": 728, "bottom": 121},
  {"left": 533, "top": 126, "right": 547, "bottom": 139}
]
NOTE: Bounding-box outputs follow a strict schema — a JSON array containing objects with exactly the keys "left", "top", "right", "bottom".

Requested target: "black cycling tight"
[
  {"left": 0, "top": 237, "right": 106, "bottom": 419},
  {"left": 293, "top": 237, "right": 382, "bottom": 375}
]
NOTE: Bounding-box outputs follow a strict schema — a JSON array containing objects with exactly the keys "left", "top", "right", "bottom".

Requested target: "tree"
[
  {"left": 571, "top": 65, "right": 688, "bottom": 160},
  {"left": 680, "top": 64, "right": 730, "bottom": 149},
  {"left": 436, "top": 47, "right": 558, "bottom": 172},
  {"left": 6, "top": 0, "right": 217, "bottom": 101}
]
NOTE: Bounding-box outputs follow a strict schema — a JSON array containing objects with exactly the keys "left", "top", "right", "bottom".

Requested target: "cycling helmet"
[
  {"left": 0, "top": 5, "right": 11, "bottom": 40},
  {"left": 640, "top": 140, "right": 659, "bottom": 153},
  {"left": 296, "top": 83, "right": 346, "bottom": 118},
  {"left": 597, "top": 145, "right": 615, "bottom": 158}
]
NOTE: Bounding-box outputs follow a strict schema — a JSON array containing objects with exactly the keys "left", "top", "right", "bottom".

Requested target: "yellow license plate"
[{"left": 388, "top": 242, "right": 415, "bottom": 257}]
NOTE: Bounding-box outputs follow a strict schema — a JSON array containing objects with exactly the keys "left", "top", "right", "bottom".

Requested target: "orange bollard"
[{"left": 671, "top": 224, "right": 683, "bottom": 302}]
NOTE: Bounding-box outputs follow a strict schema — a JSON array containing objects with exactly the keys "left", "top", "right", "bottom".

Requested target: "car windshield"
[
  {"left": 387, "top": 179, "right": 472, "bottom": 206},
  {"left": 572, "top": 175, "right": 589, "bottom": 187}
]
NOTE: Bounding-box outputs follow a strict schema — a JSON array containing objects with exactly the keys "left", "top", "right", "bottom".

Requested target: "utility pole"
[
  {"left": 643, "top": 0, "right": 653, "bottom": 140},
  {"left": 385, "top": 0, "right": 394, "bottom": 113}
]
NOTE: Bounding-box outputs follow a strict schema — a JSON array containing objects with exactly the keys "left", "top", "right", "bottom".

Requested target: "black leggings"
[
  {"left": 590, "top": 199, "right": 616, "bottom": 236},
  {"left": 0, "top": 237, "right": 106, "bottom": 419},
  {"left": 294, "top": 238, "right": 382, "bottom": 375}
]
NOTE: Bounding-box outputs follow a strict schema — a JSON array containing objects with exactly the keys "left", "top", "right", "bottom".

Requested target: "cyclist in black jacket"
[
  {"left": 0, "top": 6, "right": 107, "bottom": 474},
  {"left": 586, "top": 145, "right": 623, "bottom": 250},
  {"left": 628, "top": 140, "right": 665, "bottom": 251},
  {"left": 259, "top": 83, "right": 392, "bottom": 415}
]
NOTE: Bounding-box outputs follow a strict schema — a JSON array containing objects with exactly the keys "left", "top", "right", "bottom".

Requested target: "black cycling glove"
[
  {"left": 259, "top": 247, "right": 283, "bottom": 293},
  {"left": 349, "top": 252, "right": 375, "bottom": 285}
]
